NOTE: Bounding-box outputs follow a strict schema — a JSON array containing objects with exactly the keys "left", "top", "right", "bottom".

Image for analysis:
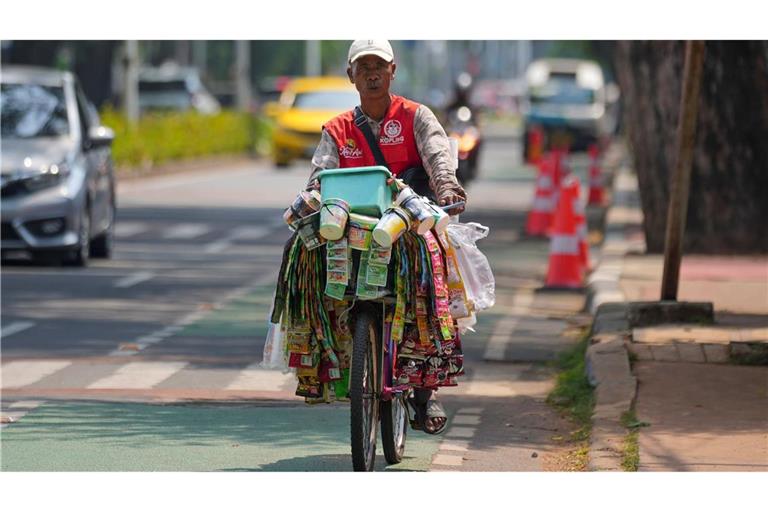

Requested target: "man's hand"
[{"left": 437, "top": 186, "right": 466, "bottom": 215}]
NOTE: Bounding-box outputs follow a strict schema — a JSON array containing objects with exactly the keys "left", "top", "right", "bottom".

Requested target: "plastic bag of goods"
[
  {"left": 261, "top": 321, "right": 289, "bottom": 371},
  {"left": 446, "top": 222, "right": 495, "bottom": 312}
]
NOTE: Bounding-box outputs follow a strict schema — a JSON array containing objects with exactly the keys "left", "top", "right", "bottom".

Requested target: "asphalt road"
[{"left": 1, "top": 128, "right": 604, "bottom": 471}]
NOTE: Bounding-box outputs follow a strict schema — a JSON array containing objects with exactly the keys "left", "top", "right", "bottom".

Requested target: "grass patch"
[
  {"left": 547, "top": 328, "right": 595, "bottom": 470},
  {"left": 619, "top": 410, "right": 650, "bottom": 471},
  {"left": 729, "top": 344, "right": 768, "bottom": 366}
]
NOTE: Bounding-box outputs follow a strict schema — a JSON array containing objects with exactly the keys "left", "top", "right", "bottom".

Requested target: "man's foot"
[{"left": 408, "top": 390, "right": 448, "bottom": 435}]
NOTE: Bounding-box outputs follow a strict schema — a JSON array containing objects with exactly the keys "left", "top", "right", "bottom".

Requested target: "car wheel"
[
  {"left": 63, "top": 210, "right": 90, "bottom": 267},
  {"left": 90, "top": 202, "right": 115, "bottom": 259}
]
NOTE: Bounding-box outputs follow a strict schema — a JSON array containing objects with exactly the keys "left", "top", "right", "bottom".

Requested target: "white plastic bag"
[
  {"left": 261, "top": 321, "right": 289, "bottom": 370},
  {"left": 446, "top": 222, "right": 495, "bottom": 312},
  {"left": 261, "top": 289, "right": 289, "bottom": 371}
]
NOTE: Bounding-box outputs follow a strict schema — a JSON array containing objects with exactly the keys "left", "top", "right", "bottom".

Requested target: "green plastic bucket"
[{"left": 317, "top": 166, "right": 395, "bottom": 217}]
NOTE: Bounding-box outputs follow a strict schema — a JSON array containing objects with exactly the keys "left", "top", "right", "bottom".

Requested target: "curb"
[{"left": 584, "top": 145, "right": 643, "bottom": 471}]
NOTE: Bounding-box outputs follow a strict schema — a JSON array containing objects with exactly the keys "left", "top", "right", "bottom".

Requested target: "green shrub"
[{"left": 100, "top": 107, "right": 273, "bottom": 169}]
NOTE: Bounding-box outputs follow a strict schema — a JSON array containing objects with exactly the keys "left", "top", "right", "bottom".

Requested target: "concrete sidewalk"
[{"left": 586, "top": 161, "right": 768, "bottom": 471}]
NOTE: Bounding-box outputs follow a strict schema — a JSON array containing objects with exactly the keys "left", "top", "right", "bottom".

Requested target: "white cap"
[{"left": 348, "top": 39, "right": 394, "bottom": 64}]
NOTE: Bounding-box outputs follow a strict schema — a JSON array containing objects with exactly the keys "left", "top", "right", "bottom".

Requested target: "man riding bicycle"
[{"left": 305, "top": 39, "right": 467, "bottom": 435}]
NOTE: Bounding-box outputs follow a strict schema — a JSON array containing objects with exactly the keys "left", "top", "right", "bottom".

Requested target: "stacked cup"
[{"left": 319, "top": 198, "right": 350, "bottom": 241}]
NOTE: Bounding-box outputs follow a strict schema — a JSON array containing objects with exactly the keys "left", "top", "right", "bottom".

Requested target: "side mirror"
[{"left": 88, "top": 126, "right": 115, "bottom": 148}]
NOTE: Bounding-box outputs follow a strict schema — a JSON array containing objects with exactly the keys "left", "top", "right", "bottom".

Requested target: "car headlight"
[{"left": 22, "top": 162, "right": 71, "bottom": 193}]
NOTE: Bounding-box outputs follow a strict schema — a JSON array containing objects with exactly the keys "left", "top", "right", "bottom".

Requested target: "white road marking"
[
  {"left": 204, "top": 223, "right": 278, "bottom": 254},
  {"left": 483, "top": 289, "right": 535, "bottom": 361},
  {"left": 439, "top": 440, "right": 470, "bottom": 452},
  {"left": 444, "top": 426, "right": 477, "bottom": 439},
  {"left": 432, "top": 454, "right": 464, "bottom": 466},
  {"left": 225, "top": 364, "right": 294, "bottom": 391},
  {"left": 229, "top": 226, "right": 273, "bottom": 239},
  {"left": 163, "top": 223, "right": 211, "bottom": 239},
  {"left": 456, "top": 407, "right": 483, "bottom": 415},
  {"left": 1, "top": 360, "right": 72, "bottom": 388},
  {"left": 87, "top": 361, "right": 188, "bottom": 389},
  {"left": 114, "top": 222, "right": 149, "bottom": 238},
  {"left": 1, "top": 321, "right": 35, "bottom": 338},
  {"left": 114, "top": 271, "right": 155, "bottom": 288},
  {"left": 204, "top": 239, "right": 233, "bottom": 254},
  {"left": 8, "top": 400, "right": 43, "bottom": 409},
  {"left": 452, "top": 414, "right": 481, "bottom": 425}
]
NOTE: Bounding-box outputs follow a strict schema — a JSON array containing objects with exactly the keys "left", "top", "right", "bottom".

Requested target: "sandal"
[{"left": 408, "top": 396, "right": 448, "bottom": 435}]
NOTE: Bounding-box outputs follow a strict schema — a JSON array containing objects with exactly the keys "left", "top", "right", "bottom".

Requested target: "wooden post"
[{"left": 660, "top": 41, "right": 706, "bottom": 301}]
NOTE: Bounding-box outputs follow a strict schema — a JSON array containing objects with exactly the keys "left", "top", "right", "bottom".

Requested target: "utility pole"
[
  {"left": 660, "top": 41, "right": 706, "bottom": 301},
  {"left": 516, "top": 40, "right": 532, "bottom": 79},
  {"left": 235, "top": 40, "right": 252, "bottom": 113},
  {"left": 123, "top": 40, "right": 140, "bottom": 124},
  {"left": 305, "top": 40, "right": 321, "bottom": 76},
  {"left": 193, "top": 40, "right": 207, "bottom": 80}
]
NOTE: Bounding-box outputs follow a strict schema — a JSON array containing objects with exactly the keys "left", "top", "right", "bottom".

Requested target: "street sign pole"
[{"left": 660, "top": 41, "right": 706, "bottom": 301}]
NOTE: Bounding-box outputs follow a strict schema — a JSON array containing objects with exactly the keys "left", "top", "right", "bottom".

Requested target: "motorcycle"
[{"left": 446, "top": 106, "right": 482, "bottom": 186}]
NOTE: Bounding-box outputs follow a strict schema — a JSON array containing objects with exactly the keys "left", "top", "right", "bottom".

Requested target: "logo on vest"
[
  {"left": 380, "top": 120, "right": 404, "bottom": 145},
  {"left": 340, "top": 138, "right": 363, "bottom": 159}
]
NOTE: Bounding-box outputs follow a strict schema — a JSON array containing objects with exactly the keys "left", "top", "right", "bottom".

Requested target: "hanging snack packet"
[
  {"left": 347, "top": 213, "right": 377, "bottom": 251},
  {"left": 356, "top": 252, "right": 381, "bottom": 299},
  {"left": 366, "top": 263, "right": 388, "bottom": 287},
  {"left": 369, "top": 241, "right": 392, "bottom": 265}
]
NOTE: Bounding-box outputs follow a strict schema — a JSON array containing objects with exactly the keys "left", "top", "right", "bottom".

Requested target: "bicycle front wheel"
[
  {"left": 380, "top": 391, "right": 408, "bottom": 464},
  {"left": 350, "top": 306, "right": 380, "bottom": 472}
]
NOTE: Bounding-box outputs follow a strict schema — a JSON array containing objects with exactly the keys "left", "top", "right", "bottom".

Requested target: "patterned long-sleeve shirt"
[{"left": 307, "top": 103, "right": 464, "bottom": 198}]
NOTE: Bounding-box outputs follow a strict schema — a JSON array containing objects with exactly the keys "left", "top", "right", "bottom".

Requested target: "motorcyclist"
[
  {"left": 445, "top": 72, "right": 475, "bottom": 118},
  {"left": 306, "top": 39, "right": 466, "bottom": 435}
]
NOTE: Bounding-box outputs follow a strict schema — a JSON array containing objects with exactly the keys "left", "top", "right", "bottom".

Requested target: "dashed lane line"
[
  {"left": 483, "top": 289, "right": 535, "bottom": 361},
  {"left": 114, "top": 222, "right": 149, "bottom": 238},
  {"left": 431, "top": 408, "right": 484, "bottom": 470},
  {"left": 1, "top": 321, "right": 35, "bottom": 338},
  {"left": 114, "top": 271, "right": 156, "bottom": 288},
  {"left": 162, "top": 223, "right": 211, "bottom": 240}
]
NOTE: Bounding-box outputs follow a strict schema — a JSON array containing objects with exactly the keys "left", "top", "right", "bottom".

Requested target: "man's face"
[{"left": 347, "top": 55, "right": 396, "bottom": 101}]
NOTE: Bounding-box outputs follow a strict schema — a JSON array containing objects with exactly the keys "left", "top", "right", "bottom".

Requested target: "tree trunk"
[{"left": 614, "top": 41, "right": 768, "bottom": 253}]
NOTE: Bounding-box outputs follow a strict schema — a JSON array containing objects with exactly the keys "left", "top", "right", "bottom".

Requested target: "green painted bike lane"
[{"left": 0, "top": 400, "right": 444, "bottom": 471}]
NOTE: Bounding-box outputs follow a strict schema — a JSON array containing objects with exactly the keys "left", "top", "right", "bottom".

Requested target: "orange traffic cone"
[
  {"left": 544, "top": 175, "right": 583, "bottom": 288},
  {"left": 527, "top": 126, "right": 544, "bottom": 164},
  {"left": 587, "top": 144, "right": 604, "bottom": 206},
  {"left": 525, "top": 152, "right": 557, "bottom": 236},
  {"left": 571, "top": 179, "right": 591, "bottom": 270}
]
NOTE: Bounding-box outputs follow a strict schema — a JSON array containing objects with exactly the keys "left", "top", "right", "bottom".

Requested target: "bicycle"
[
  {"left": 315, "top": 165, "right": 458, "bottom": 472},
  {"left": 349, "top": 299, "right": 409, "bottom": 471}
]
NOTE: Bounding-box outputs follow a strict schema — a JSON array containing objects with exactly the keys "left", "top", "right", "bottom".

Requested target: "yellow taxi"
[{"left": 270, "top": 76, "right": 358, "bottom": 167}]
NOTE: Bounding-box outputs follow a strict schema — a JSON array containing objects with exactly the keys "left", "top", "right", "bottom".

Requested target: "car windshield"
[
  {"left": 530, "top": 78, "right": 595, "bottom": 106},
  {"left": 1, "top": 83, "right": 70, "bottom": 138},
  {"left": 293, "top": 91, "right": 358, "bottom": 110}
]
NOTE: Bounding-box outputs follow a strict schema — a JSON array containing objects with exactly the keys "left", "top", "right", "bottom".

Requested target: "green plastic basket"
[{"left": 317, "top": 166, "right": 395, "bottom": 216}]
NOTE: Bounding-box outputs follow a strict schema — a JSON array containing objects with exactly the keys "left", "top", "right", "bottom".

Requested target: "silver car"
[{"left": 1, "top": 66, "right": 116, "bottom": 266}]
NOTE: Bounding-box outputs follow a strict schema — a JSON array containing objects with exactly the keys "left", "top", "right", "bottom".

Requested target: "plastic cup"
[
  {"left": 372, "top": 206, "right": 411, "bottom": 248},
  {"left": 283, "top": 190, "right": 322, "bottom": 228},
  {"left": 401, "top": 196, "right": 436, "bottom": 235},
  {"left": 319, "top": 198, "right": 350, "bottom": 241},
  {"left": 429, "top": 202, "right": 451, "bottom": 233}
]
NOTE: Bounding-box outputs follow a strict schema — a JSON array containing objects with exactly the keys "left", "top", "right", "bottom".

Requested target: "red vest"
[{"left": 323, "top": 95, "right": 422, "bottom": 177}]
